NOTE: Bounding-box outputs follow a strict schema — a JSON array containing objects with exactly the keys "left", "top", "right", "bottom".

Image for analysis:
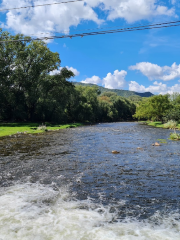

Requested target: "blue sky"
[{"left": 1, "top": 0, "right": 180, "bottom": 94}]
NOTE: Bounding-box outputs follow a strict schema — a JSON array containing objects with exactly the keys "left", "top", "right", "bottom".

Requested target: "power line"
[
  {"left": 0, "top": 0, "right": 84, "bottom": 12},
  {"left": 0, "top": 20, "right": 180, "bottom": 43},
  {"left": 43, "top": 22, "right": 180, "bottom": 39},
  {"left": 27, "top": 20, "right": 180, "bottom": 37}
]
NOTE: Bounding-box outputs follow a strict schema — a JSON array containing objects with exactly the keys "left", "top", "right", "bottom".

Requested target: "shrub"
[
  {"left": 163, "top": 120, "right": 178, "bottom": 129},
  {"left": 37, "top": 125, "right": 47, "bottom": 131},
  {"left": 169, "top": 132, "right": 180, "bottom": 140}
]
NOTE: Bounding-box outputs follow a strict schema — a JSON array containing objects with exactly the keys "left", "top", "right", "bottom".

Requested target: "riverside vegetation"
[
  {"left": 134, "top": 93, "right": 180, "bottom": 140},
  {"left": 1, "top": 29, "right": 180, "bottom": 139},
  {"left": 0, "top": 29, "right": 136, "bottom": 137}
]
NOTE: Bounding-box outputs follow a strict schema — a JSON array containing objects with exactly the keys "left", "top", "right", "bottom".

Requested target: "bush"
[
  {"left": 163, "top": 120, "right": 178, "bottom": 129},
  {"left": 37, "top": 125, "right": 47, "bottom": 131},
  {"left": 169, "top": 132, "right": 180, "bottom": 140}
]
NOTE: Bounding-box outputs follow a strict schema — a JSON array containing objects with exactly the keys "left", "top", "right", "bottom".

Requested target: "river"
[{"left": 0, "top": 122, "right": 180, "bottom": 239}]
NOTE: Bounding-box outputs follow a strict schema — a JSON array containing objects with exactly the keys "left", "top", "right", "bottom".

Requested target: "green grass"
[
  {"left": 0, "top": 122, "right": 83, "bottom": 137},
  {"left": 146, "top": 121, "right": 164, "bottom": 128},
  {"left": 142, "top": 121, "right": 180, "bottom": 129}
]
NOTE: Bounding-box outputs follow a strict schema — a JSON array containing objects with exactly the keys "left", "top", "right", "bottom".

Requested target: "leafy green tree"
[
  {"left": 37, "top": 68, "right": 75, "bottom": 122},
  {"left": 100, "top": 92, "right": 136, "bottom": 121},
  {"left": 0, "top": 29, "right": 74, "bottom": 122},
  {"left": 163, "top": 106, "right": 180, "bottom": 122},
  {"left": 12, "top": 40, "right": 60, "bottom": 120},
  {"left": 69, "top": 85, "right": 100, "bottom": 122},
  {"left": 134, "top": 94, "right": 171, "bottom": 122},
  {"left": 128, "top": 95, "right": 142, "bottom": 105},
  {"left": 98, "top": 95, "right": 118, "bottom": 122},
  {"left": 163, "top": 93, "right": 180, "bottom": 122}
]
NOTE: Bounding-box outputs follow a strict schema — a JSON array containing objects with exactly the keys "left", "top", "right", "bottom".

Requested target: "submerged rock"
[
  {"left": 112, "top": 150, "right": 120, "bottom": 154},
  {"left": 152, "top": 142, "right": 161, "bottom": 146}
]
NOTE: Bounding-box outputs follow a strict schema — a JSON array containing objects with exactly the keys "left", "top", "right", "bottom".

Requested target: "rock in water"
[
  {"left": 152, "top": 142, "right": 161, "bottom": 146},
  {"left": 112, "top": 150, "right": 120, "bottom": 154}
]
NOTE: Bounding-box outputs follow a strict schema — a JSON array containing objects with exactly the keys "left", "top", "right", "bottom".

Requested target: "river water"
[{"left": 0, "top": 122, "right": 180, "bottom": 239}]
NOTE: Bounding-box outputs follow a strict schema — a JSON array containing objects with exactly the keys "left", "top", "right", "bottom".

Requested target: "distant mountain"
[{"left": 73, "top": 82, "right": 153, "bottom": 98}]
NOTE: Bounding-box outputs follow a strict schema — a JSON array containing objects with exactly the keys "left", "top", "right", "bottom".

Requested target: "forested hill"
[{"left": 73, "top": 82, "right": 153, "bottom": 98}]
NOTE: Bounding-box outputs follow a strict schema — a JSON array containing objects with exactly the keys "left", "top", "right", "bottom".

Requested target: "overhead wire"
[
  {"left": 0, "top": 0, "right": 84, "bottom": 12},
  {"left": 0, "top": 20, "right": 180, "bottom": 43},
  {"left": 26, "top": 19, "right": 180, "bottom": 37},
  {"left": 0, "top": 0, "right": 179, "bottom": 42}
]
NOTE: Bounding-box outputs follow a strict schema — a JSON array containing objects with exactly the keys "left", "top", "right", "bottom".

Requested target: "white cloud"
[
  {"left": 102, "top": 70, "right": 127, "bottom": 89},
  {"left": 81, "top": 70, "right": 127, "bottom": 89},
  {"left": 129, "top": 81, "right": 147, "bottom": 93},
  {"left": 0, "top": 0, "right": 176, "bottom": 37},
  {"left": 49, "top": 66, "right": 79, "bottom": 76},
  {"left": 107, "top": 0, "right": 175, "bottom": 23},
  {"left": 81, "top": 76, "right": 101, "bottom": 84},
  {"left": 88, "top": 0, "right": 176, "bottom": 23},
  {"left": 49, "top": 69, "right": 60, "bottom": 76},
  {"left": 1, "top": 0, "right": 102, "bottom": 36},
  {"left": 129, "top": 80, "right": 180, "bottom": 95},
  {"left": 129, "top": 62, "right": 180, "bottom": 81}
]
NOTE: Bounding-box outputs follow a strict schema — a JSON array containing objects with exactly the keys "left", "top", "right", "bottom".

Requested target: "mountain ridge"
[{"left": 73, "top": 82, "right": 154, "bottom": 98}]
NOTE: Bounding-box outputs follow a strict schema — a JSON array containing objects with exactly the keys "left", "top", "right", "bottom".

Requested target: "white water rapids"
[{"left": 0, "top": 183, "right": 179, "bottom": 240}]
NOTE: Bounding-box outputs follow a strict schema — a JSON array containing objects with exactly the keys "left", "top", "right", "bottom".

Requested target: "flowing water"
[{"left": 0, "top": 122, "right": 180, "bottom": 239}]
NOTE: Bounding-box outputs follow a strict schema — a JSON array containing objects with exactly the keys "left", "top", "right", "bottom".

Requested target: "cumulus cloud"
[
  {"left": 49, "top": 66, "right": 79, "bottom": 76},
  {"left": 102, "top": 0, "right": 175, "bottom": 23},
  {"left": 81, "top": 75, "right": 101, "bottom": 84},
  {"left": 81, "top": 70, "right": 127, "bottom": 89},
  {"left": 129, "top": 62, "right": 180, "bottom": 81},
  {"left": 49, "top": 69, "right": 60, "bottom": 76},
  {"left": 0, "top": 0, "right": 176, "bottom": 37},
  {"left": 1, "top": 0, "right": 102, "bottom": 36},
  {"left": 129, "top": 80, "right": 180, "bottom": 95},
  {"left": 102, "top": 70, "right": 127, "bottom": 89}
]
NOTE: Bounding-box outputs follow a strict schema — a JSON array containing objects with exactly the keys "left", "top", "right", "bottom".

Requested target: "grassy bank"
[
  {"left": 0, "top": 122, "right": 83, "bottom": 137},
  {"left": 143, "top": 121, "right": 180, "bottom": 130}
]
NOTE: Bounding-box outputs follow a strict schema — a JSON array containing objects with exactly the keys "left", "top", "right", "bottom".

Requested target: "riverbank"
[
  {"left": 142, "top": 121, "right": 180, "bottom": 130},
  {"left": 0, "top": 122, "right": 83, "bottom": 137}
]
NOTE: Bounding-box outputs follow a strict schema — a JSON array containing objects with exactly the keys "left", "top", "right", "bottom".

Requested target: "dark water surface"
[{"left": 0, "top": 122, "right": 180, "bottom": 239}]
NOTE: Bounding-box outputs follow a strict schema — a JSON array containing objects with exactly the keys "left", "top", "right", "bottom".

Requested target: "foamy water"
[{"left": 0, "top": 183, "right": 180, "bottom": 240}]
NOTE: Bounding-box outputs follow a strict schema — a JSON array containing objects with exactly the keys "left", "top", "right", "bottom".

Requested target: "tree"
[
  {"left": 163, "top": 92, "right": 180, "bottom": 122},
  {"left": 39, "top": 68, "right": 75, "bottom": 122},
  {"left": 0, "top": 29, "right": 74, "bottom": 122},
  {"left": 12, "top": 40, "right": 60, "bottom": 120},
  {"left": 134, "top": 94, "right": 171, "bottom": 122},
  {"left": 98, "top": 92, "right": 136, "bottom": 121}
]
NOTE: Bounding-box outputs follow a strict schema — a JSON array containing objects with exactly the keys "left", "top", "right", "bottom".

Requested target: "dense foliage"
[
  {"left": 164, "top": 93, "right": 180, "bottom": 122},
  {"left": 0, "top": 30, "right": 136, "bottom": 123},
  {"left": 133, "top": 93, "right": 180, "bottom": 123}
]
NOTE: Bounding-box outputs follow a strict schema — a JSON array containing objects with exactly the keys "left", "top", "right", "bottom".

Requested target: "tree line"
[
  {"left": 134, "top": 93, "right": 180, "bottom": 123},
  {"left": 0, "top": 29, "right": 136, "bottom": 123}
]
